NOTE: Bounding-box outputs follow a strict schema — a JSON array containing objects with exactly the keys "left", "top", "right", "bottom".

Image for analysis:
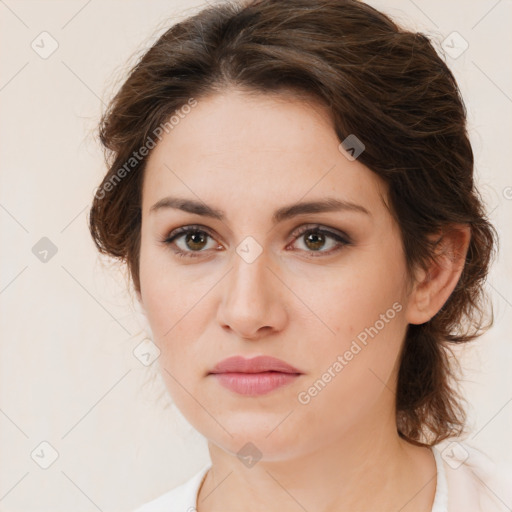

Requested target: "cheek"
[
  {"left": 139, "top": 240, "right": 196, "bottom": 335},
  {"left": 138, "top": 249, "right": 215, "bottom": 378},
  {"left": 294, "top": 302, "right": 406, "bottom": 436},
  {"left": 141, "top": 282, "right": 201, "bottom": 352},
  {"left": 292, "top": 257, "right": 406, "bottom": 343},
  {"left": 293, "top": 246, "right": 408, "bottom": 394}
]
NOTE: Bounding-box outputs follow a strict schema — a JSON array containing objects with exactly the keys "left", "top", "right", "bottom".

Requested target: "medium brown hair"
[{"left": 89, "top": 0, "right": 497, "bottom": 446}]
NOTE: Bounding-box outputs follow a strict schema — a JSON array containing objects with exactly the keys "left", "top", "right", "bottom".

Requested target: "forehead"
[
  {"left": 148, "top": 89, "right": 338, "bottom": 166},
  {"left": 142, "top": 90, "right": 387, "bottom": 217}
]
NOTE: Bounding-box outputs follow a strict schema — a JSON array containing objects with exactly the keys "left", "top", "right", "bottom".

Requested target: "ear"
[{"left": 405, "top": 225, "right": 471, "bottom": 325}]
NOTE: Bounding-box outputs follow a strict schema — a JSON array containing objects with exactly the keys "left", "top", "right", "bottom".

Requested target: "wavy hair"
[{"left": 89, "top": 0, "right": 497, "bottom": 445}]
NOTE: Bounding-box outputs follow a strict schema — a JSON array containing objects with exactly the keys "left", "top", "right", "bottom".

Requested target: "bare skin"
[{"left": 137, "top": 88, "right": 470, "bottom": 512}]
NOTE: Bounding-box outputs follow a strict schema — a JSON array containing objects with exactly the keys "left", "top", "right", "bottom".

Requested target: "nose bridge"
[
  {"left": 218, "top": 242, "right": 286, "bottom": 338},
  {"left": 228, "top": 244, "right": 273, "bottom": 309}
]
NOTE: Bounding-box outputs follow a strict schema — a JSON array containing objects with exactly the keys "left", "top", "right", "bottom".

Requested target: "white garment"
[{"left": 134, "top": 442, "right": 512, "bottom": 512}]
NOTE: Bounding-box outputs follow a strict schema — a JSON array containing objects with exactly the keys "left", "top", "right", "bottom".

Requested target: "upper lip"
[{"left": 209, "top": 355, "right": 302, "bottom": 374}]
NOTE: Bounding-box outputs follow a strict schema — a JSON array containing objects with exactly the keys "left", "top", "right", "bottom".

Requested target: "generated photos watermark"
[
  {"left": 297, "top": 301, "right": 403, "bottom": 405},
  {"left": 94, "top": 97, "right": 198, "bottom": 200}
]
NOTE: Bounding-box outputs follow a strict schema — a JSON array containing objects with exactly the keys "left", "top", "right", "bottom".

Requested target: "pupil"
[
  {"left": 187, "top": 232, "right": 207, "bottom": 250},
  {"left": 306, "top": 232, "right": 324, "bottom": 251},
  {"left": 184, "top": 231, "right": 326, "bottom": 252}
]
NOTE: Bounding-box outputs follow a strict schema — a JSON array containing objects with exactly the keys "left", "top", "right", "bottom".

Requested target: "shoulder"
[
  {"left": 133, "top": 464, "right": 211, "bottom": 512},
  {"left": 434, "top": 440, "right": 512, "bottom": 512}
]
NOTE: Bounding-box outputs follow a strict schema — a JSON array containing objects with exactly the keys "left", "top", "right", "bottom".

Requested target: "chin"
[{"left": 200, "top": 414, "right": 309, "bottom": 462}]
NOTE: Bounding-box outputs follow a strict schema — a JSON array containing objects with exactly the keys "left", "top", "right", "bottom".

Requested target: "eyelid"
[
  {"left": 163, "top": 224, "right": 218, "bottom": 244},
  {"left": 290, "top": 223, "right": 351, "bottom": 244},
  {"left": 161, "top": 224, "right": 221, "bottom": 258},
  {"left": 161, "top": 223, "right": 352, "bottom": 258},
  {"left": 163, "top": 223, "right": 350, "bottom": 243}
]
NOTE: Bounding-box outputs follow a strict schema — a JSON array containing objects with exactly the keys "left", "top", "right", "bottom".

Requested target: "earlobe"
[
  {"left": 405, "top": 266, "right": 431, "bottom": 325},
  {"left": 405, "top": 225, "right": 471, "bottom": 325}
]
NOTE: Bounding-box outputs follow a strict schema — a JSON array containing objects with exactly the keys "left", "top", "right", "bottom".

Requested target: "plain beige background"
[{"left": 1, "top": 0, "right": 511, "bottom": 511}]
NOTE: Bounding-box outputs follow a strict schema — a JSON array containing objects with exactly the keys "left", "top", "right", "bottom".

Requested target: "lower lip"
[{"left": 211, "top": 372, "right": 300, "bottom": 396}]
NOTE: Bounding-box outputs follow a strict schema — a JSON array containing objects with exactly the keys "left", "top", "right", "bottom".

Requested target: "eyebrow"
[{"left": 149, "top": 196, "right": 371, "bottom": 223}]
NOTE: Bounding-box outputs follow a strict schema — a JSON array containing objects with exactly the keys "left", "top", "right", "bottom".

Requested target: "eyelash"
[{"left": 161, "top": 224, "right": 352, "bottom": 259}]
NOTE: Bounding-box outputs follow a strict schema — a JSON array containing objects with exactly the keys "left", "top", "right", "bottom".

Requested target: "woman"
[{"left": 89, "top": 0, "right": 511, "bottom": 510}]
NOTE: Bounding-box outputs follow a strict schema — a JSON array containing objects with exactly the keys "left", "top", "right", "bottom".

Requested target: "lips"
[
  {"left": 210, "top": 355, "right": 301, "bottom": 375},
  {"left": 209, "top": 355, "right": 302, "bottom": 396}
]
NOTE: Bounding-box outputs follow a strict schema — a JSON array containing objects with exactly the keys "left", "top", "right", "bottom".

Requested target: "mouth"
[{"left": 208, "top": 355, "right": 302, "bottom": 396}]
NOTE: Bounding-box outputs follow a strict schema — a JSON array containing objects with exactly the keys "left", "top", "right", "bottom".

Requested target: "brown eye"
[
  {"left": 162, "top": 223, "right": 351, "bottom": 260},
  {"left": 289, "top": 225, "right": 351, "bottom": 257},
  {"left": 304, "top": 231, "right": 327, "bottom": 251},
  {"left": 183, "top": 231, "right": 209, "bottom": 251},
  {"left": 163, "top": 225, "right": 219, "bottom": 258}
]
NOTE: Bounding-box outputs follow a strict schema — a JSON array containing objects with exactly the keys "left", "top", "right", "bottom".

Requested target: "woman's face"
[{"left": 138, "top": 89, "right": 416, "bottom": 460}]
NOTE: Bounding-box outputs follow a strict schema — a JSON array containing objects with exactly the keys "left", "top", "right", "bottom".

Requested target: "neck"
[{"left": 197, "top": 413, "right": 437, "bottom": 512}]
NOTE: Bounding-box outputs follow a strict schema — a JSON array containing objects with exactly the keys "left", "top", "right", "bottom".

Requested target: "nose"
[{"left": 216, "top": 248, "right": 288, "bottom": 341}]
